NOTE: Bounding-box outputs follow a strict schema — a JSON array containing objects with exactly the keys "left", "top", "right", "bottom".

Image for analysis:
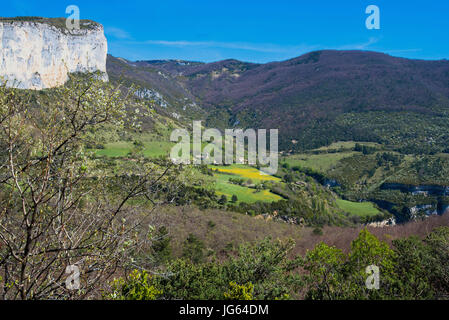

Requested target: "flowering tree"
[{"left": 0, "top": 75, "right": 178, "bottom": 299}]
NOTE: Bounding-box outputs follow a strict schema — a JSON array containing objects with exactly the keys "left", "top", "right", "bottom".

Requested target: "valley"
[{"left": 1, "top": 14, "right": 449, "bottom": 301}]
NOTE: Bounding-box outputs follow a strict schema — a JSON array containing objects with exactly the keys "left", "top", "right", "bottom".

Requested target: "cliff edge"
[{"left": 0, "top": 17, "right": 108, "bottom": 89}]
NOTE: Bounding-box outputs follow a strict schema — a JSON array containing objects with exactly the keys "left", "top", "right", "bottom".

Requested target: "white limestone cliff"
[{"left": 0, "top": 20, "right": 108, "bottom": 89}]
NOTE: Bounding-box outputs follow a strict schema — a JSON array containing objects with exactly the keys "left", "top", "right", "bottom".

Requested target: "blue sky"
[{"left": 3, "top": 0, "right": 449, "bottom": 63}]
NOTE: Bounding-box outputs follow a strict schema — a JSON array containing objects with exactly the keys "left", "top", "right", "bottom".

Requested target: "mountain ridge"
[{"left": 107, "top": 50, "right": 449, "bottom": 152}]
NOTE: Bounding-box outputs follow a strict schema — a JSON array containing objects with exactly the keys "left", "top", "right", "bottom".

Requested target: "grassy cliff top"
[{"left": 0, "top": 17, "right": 101, "bottom": 31}]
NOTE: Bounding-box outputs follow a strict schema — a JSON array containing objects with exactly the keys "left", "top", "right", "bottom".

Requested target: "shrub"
[
  {"left": 107, "top": 270, "right": 162, "bottom": 300},
  {"left": 224, "top": 282, "right": 254, "bottom": 300},
  {"left": 182, "top": 234, "right": 205, "bottom": 264},
  {"left": 151, "top": 226, "right": 172, "bottom": 265},
  {"left": 218, "top": 195, "right": 228, "bottom": 205}
]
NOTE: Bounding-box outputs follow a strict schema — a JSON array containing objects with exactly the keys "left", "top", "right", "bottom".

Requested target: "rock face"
[{"left": 0, "top": 20, "right": 108, "bottom": 89}]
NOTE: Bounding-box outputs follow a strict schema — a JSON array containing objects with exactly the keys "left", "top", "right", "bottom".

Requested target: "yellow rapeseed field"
[{"left": 213, "top": 166, "right": 281, "bottom": 182}]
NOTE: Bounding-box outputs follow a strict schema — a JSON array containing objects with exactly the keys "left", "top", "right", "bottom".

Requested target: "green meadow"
[
  {"left": 314, "top": 141, "right": 381, "bottom": 151},
  {"left": 283, "top": 151, "right": 356, "bottom": 172},
  {"left": 214, "top": 172, "right": 282, "bottom": 204},
  {"left": 94, "top": 140, "right": 173, "bottom": 158},
  {"left": 336, "top": 199, "right": 382, "bottom": 217}
]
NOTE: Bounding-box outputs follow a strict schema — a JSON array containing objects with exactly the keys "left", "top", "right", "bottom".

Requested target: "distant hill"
[
  {"left": 106, "top": 55, "right": 205, "bottom": 120},
  {"left": 108, "top": 50, "right": 449, "bottom": 153}
]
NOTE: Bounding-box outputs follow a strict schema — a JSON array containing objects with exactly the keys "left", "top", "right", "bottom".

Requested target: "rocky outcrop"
[
  {"left": 0, "top": 18, "right": 108, "bottom": 89},
  {"left": 380, "top": 183, "right": 449, "bottom": 196}
]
